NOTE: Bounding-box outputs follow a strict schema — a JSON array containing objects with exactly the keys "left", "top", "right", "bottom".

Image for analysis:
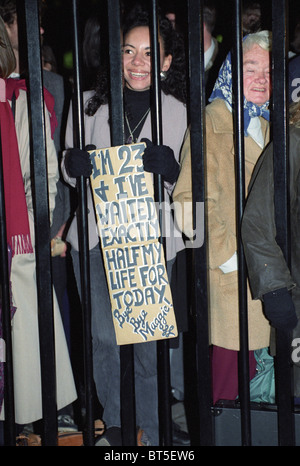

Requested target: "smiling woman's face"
[
  {"left": 243, "top": 44, "right": 271, "bottom": 105},
  {"left": 122, "top": 25, "right": 172, "bottom": 92}
]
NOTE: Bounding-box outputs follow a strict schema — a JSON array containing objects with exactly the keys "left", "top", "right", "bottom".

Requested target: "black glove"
[
  {"left": 263, "top": 287, "right": 298, "bottom": 331},
  {"left": 64, "top": 145, "right": 95, "bottom": 178},
  {"left": 85, "top": 144, "right": 97, "bottom": 151},
  {"left": 141, "top": 138, "right": 180, "bottom": 184}
]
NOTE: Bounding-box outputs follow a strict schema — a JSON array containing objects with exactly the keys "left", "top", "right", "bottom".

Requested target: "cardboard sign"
[{"left": 89, "top": 143, "right": 178, "bottom": 345}]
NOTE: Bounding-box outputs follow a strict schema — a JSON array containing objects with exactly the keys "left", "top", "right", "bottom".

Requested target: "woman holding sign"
[{"left": 62, "top": 5, "right": 188, "bottom": 446}]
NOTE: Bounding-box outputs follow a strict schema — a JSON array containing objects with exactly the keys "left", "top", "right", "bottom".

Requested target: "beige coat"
[
  {"left": 0, "top": 90, "right": 77, "bottom": 424},
  {"left": 173, "top": 99, "right": 271, "bottom": 351}
]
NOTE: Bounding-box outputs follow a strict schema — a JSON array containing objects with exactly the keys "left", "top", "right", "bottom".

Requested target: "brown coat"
[{"left": 173, "top": 99, "right": 271, "bottom": 350}]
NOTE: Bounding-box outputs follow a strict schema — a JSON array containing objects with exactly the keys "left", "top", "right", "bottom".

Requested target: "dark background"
[{"left": 41, "top": 0, "right": 300, "bottom": 81}]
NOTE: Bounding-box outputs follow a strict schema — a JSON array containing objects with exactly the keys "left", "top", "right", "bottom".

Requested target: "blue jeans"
[{"left": 71, "top": 244, "right": 159, "bottom": 445}]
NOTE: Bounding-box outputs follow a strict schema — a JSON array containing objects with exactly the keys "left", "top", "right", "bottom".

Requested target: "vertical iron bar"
[
  {"left": 107, "top": 0, "right": 125, "bottom": 145},
  {"left": 24, "top": 0, "right": 57, "bottom": 446},
  {"left": 71, "top": 0, "right": 94, "bottom": 446},
  {"left": 149, "top": 0, "right": 172, "bottom": 446},
  {"left": 0, "top": 131, "right": 15, "bottom": 445},
  {"left": 272, "top": 0, "right": 295, "bottom": 446},
  {"left": 232, "top": 0, "right": 251, "bottom": 446},
  {"left": 107, "top": 0, "right": 136, "bottom": 446},
  {"left": 187, "top": 0, "right": 213, "bottom": 446}
]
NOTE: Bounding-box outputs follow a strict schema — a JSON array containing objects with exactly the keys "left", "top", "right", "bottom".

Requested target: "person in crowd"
[
  {"left": 0, "top": 0, "right": 77, "bottom": 432},
  {"left": 173, "top": 30, "right": 272, "bottom": 404},
  {"left": 202, "top": 1, "right": 226, "bottom": 101},
  {"left": 161, "top": 0, "right": 180, "bottom": 32},
  {"left": 0, "top": 15, "right": 77, "bottom": 432},
  {"left": 0, "top": 0, "right": 70, "bottom": 312},
  {"left": 241, "top": 100, "right": 300, "bottom": 395},
  {"left": 161, "top": 0, "right": 226, "bottom": 410},
  {"left": 82, "top": 15, "right": 102, "bottom": 91},
  {"left": 161, "top": 0, "right": 225, "bottom": 101},
  {"left": 42, "top": 44, "right": 57, "bottom": 72},
  {"left": 242, "top": 0, "right": 262, "bottom": 36},
  {"left": 61, "top": 5, "right": 188, "bottom": 446}
]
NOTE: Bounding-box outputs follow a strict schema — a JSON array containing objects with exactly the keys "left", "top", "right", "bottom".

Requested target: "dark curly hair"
[{"left": 85, "top": 5, "right": 187, "bottom": 116}]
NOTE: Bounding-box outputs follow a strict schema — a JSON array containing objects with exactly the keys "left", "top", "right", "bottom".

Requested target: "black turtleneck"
[{"left": 124, "top": 86, "right": 151, "bottom": 143}]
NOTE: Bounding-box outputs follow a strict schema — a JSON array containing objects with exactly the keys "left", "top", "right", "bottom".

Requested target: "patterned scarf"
[{"left": 209, "top": 50, "right": 270, "bottom": 135}]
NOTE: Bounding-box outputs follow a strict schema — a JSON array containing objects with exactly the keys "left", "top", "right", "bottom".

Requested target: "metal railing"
[{"left": 0, "top": 0, "right": 297, "bottom": 447}]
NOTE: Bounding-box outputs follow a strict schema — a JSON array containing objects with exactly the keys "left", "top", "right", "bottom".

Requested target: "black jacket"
[{"left": 241, "top": 124, "right": 300, "bottom": 311}]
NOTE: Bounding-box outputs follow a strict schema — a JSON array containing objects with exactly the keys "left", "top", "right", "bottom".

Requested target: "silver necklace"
[{"left": 125, "top": 108, "right": 150, "bottom": 143}]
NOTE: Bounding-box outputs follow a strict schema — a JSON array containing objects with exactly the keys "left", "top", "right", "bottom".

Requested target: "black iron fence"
[{"left": 0, "top": 0, "right": 298, "bottom": 447}]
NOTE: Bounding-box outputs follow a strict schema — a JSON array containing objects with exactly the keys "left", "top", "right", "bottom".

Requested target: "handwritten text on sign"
[{"left": 89, "top": 143, "right": 177, "bottom": 345}]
